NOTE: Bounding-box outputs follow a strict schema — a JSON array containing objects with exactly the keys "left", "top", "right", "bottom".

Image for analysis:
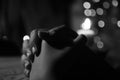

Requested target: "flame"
[{"left": 77, "top": 18, "right": 95, "bottom": 36}]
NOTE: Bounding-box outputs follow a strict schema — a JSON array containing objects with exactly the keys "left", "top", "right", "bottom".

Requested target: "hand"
[
  {"left": 21, "top": 29, "right": 42, "bottom": 77},
  {"left": 21, "top": 26, "right": 87, "bottom": 80}
]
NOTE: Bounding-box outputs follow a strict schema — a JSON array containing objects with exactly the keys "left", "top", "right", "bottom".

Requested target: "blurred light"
[
  {"left": 112, "top": 0, "right": 119, "bottom": 7},
  {"left": 97, "top": 41, "right": 104, "bottom": 49},
  {"left": 83, "top": 2, "right": 91, "bottom": 9},
  {"left": 117, "top": 20, "right": 120, "bottom": 27},
  {"left": 94, "top": 36, "right": 101, "bottom": 43},
  {"left": 77, "top": 18, "right": 95, "bottom": 36},
  {"left": 103, "top": 2, "right": 110, "bottom": 9},
  {"left": 77, "top": 29, "right": 95, "bottom": 36},
  {"left": 23, "top": 35, "right": 30, "bottom": 41},
  {"left": 96, "top": 8, "right": 104, "bottom": 15},
  {"left": 111, "top": 17, "right": 117, "bottom": 24},
  {"left": 92, "top": 0, "right": 100, "bottom": 3},
  {"left": 81, "top": 18, "right": 92, "bottom": 30},
  {"left": 98, "top": 20, "right": 105, "bottom": 28},
  {"left": 84, "top": 9, "right": 92, "bottom": 16},
  {"left": 91, "top": 9, "right": 96, "bottom": 17}
]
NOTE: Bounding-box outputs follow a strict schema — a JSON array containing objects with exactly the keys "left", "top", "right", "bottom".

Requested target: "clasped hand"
[{"left": 21, "top": 25, "right": 87, "bottom": 80}]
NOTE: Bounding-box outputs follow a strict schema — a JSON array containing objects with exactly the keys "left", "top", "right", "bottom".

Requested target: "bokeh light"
[
  {"left": 98, "top": 20, "right": 105, "bottom": 28},
  {"left": 77, "top": 18, "right": 95, "bottom": 36},
  {"left": 91, "top": 9, "right": 96, "bottom": 17},
  {"left": 103, "top": 2, "right": 110, "bottom": 9},
  {"left": 117, "top": 20, "right": 120, "bottom": 27},
  {"left": 83, "top": 2, "right": 91, "bottom": 9},
  {"left": 77, "top": 30, "right": 95, "bottom": 36},
  {"left": 94, "top": 36, "right": 101, "bottom": 43},
  {"left": 112, "top": 0, "right": 119, "bottom": 7},
  {"left": 97, "top": 41, "right": 104, "bottom": 49},
  {"left": 81, "top": 18, "right": 92, "bottom": 30},
  {"left": 84, "top": 9, "right": 92, "bottom": 16},
  {"left": 96, "top": 8, "right": 104, "bottom": 15}
]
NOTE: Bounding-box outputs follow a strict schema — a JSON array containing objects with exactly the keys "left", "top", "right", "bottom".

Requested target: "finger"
[
  {"left": 24, "top": 68, "right": 30, "bottom": 77},
  {"left": 25, "top": 49, "right": 35, "bottom": 63},
  {"left": 48, "top": 25, "right": 65, "bottom": 34},
  {"left": 73, "top": 34, "right": 87, "bottom": 45},
  {"left": 39, "top": 26, "right": 78, "bottom": 49},
  {"left": 29, "top": 29, "right": 42, "bottom": 57},
  {"left": 21, "top": 54, "right": 27, "bottom": 63},
  {"left": 22, "top": 35, "right": 30, "bottom": 51},
  {"left": 23, "top": 60, "right": 32, "bottom": 77},
  {"left": 24, "top": 60, "right": 32, "bottom": 70}
]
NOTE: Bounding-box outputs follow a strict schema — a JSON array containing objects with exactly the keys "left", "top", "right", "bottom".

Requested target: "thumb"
[{"left": 73, "top": 34, "right": 87, "bottom": 46}]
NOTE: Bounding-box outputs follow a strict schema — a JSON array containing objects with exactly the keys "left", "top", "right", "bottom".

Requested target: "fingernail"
[
  {"left": 26, "top": 49, "right": 32, "bottom": 57},
  {"left": 21, "top": 54, "right": 27, "bottom": 62},
  {"left": 24, "top": 60, "right": 29, "bottom": 66},
  {"left": 49, "top": 29, "right": 55, "bottom": 36},
  {"left": 24, "top": 60, "right": 32, "bottom": 70},
  {"left": 24, "top": 69, "right": 30, "bottom": 77},
  {"left": 23, "top": 35, "right": 30, "bottom": 41},
  {"left": 32, "top": 46, "right": 36, "bottom": 54}
]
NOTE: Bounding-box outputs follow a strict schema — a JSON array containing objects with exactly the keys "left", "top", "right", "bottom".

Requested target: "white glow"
[
  {"left": 84, "top": 9, "right": 92, "bottom": 16},
  {"left": 23, "top": 35, "right": 30, "bottom": 41},
  {"left": 81, "top": 18, "right": 92, "bottom": 30}
]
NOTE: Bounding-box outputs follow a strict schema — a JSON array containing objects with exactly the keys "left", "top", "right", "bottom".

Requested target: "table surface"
[{"left": 0, "top": 57, "right": 28, "bottom": 80}]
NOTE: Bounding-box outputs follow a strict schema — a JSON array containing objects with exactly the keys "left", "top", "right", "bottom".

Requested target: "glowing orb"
[{"left": 83, "top": 2, "right": 91, "bottom": 9}]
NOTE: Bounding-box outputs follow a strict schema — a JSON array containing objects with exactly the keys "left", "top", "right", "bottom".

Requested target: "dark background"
[{"left": 0, "top": 0, "right": 69, "bottom": 56}]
